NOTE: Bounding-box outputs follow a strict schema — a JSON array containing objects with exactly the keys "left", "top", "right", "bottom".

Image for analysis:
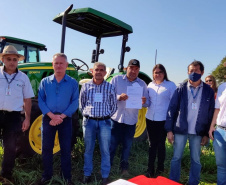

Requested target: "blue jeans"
[
  {"left": 213, "top": 127, "right": 226, "bottom": 185},
  {"left": 170, "top": 134, "right": 202, "bottom": 185},
  {"left": 83, "top": 117, "right": 111, "bottom": 178},
  {"left": 110, "top": 120, "right": 136, "bottom": 170},
  {"left": 42, "top": 115, "right": 72, "bottom": 180}
]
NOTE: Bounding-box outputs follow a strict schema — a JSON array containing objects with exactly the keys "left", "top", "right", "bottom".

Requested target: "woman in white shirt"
[{"left": 146, "top": 64, "right": 176, "bottom": 177}]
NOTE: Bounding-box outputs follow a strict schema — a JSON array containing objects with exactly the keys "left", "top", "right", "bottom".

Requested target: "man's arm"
[
  {"left": 209, "top": 109, "right": 220, "bottom": 140},
  {"left": 79, "top": 84, "right": 86, "bottom": 116},
  {"left": 22, "top": 98, "right": 32, "bottom": 132},
  {"left": 109, "top": 86, "right": 117, "bottom": 116},
  {"left": 62, "top": 81, "right": 79, "bottom": 117}
]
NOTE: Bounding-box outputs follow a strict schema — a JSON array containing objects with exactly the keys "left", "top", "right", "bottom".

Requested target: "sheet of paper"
[
  {"left": 126, "top": 86, "right": 143, "bottom": 109},
  {"left": 108, "top": 179, "right": 138, "bottom": 185}
]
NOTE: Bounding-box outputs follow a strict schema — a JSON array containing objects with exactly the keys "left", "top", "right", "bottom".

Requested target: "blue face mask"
[{"left": 188, "top": 72, "right": 201, "bottom": 82}]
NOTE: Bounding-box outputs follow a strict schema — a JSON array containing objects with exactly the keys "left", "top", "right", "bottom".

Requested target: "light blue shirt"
[
  {"left": 146, "top": 80, "right": 176, "bottom": 121},
  {"left": 110, "top": 75, "right": 149, "bottom": 125},
  {"left": 38, "top": 74, "right": 79, "bottom": 117}
]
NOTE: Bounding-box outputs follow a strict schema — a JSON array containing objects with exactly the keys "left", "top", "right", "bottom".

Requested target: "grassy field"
[{"left": 0, "top": 138, "right": 217, "bottom": 185}]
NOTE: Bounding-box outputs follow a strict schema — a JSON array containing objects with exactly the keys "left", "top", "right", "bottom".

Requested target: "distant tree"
[{"left": 212, "top": 56, "right": 226, "bottom": 85}]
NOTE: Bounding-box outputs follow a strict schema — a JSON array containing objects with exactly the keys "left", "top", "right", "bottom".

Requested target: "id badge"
[
  {"left": 192, "top": 103, "right": 197, "bottom": 110},
  {"left": 94, "top": 93, "right": 103, "bottom": 102},
  {"left": 6, "top": 87, "right": 11, "bottom": 96}
]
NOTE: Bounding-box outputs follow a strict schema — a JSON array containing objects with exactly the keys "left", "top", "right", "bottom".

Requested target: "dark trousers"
[
  {"left": 0, "top": 111, "right": 21, "bottom": 178},
  {"left": 146, "top": 119, "right": 166, "bottom": 173},
  {"left": 42, "top": 115, "right": 72, "bottom": 180},
  {"left": 110, "top": 120, "right": 136, "bottom": 170}
]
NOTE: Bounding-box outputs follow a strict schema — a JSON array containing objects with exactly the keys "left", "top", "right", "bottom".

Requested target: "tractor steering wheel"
[{"left": 71, "top": 58, "right": 89, "bottom": 71}]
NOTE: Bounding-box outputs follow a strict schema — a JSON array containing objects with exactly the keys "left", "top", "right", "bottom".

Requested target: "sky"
[{"left": 1, "top": 0, "right": 226, "bottom": 85}]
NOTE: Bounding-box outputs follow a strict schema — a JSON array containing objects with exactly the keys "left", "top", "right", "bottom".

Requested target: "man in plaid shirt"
[{"left": 79, "top": 62, "right": 117, "bottom": 185}]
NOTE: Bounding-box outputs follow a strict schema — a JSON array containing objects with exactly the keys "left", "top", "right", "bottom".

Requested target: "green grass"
[{"left": 0, "top": 138, "right": 217, "bottom": 185}]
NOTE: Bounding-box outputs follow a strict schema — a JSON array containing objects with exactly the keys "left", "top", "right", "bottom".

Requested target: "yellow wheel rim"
[
  {"left": 134, "top": 107, "right": 147, "bottom": 138},
  {"left": 29, "top": 115, "right": 61, "bottom": 154}
]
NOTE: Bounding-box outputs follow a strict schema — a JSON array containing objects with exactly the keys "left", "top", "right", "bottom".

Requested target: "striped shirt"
[{"left": 79, "top": 79, "right": 117, "bottom": 118}]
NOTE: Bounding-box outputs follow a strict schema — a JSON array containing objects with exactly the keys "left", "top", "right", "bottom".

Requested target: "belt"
[
  {"left": 0, "top": 110, "right": 20, "bottom": 114},
  {"left": 84, "top": 116, "right": 110, "bottom": 120},
  {"left": 217, "top": 125, "right": 226, "bottom": 131}
]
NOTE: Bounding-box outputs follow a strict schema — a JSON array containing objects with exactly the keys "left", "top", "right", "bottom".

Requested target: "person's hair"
[
  {"left": 205, "top": 75, "right": 218, "bottom": 92},
  {"left": 152, "top": 64, "right": 169, "bottom": 81},
  {"left": 52, "top": 53, "right": 68, "bottom": 62},
  {"left": 187, "top": 60, "right": 204, "bottom": 72},
  {"left": 93, "top": 62, "right": 106, "bottom": 71}
]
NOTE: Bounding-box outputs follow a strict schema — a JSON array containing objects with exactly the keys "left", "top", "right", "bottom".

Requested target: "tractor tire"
[
  {"left": 133, "top": 107, "right": 148, "bottom": 141},
  {"left": 16, "top": 99, "right": 81, "bottom": 157},
  {"left": 16, "top": 99, "right": 42, "bottom": 158}
]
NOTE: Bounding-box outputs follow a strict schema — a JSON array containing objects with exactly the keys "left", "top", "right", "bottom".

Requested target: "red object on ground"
[{"left": 128, "top": 175, "right": 182, "bottom": 185}]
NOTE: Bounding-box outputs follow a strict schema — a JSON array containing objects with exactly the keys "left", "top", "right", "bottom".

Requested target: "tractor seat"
[{"left": 79, "top": 67, "right": 115, "bottom": 85}]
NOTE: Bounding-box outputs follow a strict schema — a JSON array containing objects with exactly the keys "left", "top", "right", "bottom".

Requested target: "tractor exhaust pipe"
[{"left": 60, "top": 4, "right": 73, "bottom": 53}]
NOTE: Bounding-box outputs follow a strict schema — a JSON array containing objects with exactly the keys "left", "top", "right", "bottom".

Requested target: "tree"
[{"left": 212, "top": 56, "right": 226, "bottom": 85}]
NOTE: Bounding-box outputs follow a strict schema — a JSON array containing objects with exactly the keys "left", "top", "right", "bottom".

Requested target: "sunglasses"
[
  {"left": 205, "top": 80, "right": 212, "bottom": 82},
  {"left": 154, "top": 71, "right": 163, "bottom": 75}
]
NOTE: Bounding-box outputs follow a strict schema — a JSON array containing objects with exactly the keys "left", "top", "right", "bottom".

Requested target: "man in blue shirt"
[{"left": 38, "top": 53, "right": 79, "bottom": 185}]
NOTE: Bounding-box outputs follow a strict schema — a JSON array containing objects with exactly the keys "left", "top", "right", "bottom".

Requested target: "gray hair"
[
  {"left": 52, "top": 53, "right": 68, "bottom": 62},
  {"left": 93, "top": 62, "right": 106, "bottom": 71}
]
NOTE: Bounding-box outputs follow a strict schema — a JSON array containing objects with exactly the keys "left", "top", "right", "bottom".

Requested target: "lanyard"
[
  {"left": 190, "top": 86, "right": 201, "bottom": 101},
  {"left": 3, "top": 71, "right": 18, "bottom": 88}
]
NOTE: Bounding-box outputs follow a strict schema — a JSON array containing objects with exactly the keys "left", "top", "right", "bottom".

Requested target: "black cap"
[{"left": 128, "top": 59, "right": 140, "bottom": 68}]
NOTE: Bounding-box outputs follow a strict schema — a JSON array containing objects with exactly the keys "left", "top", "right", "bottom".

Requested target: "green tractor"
[{"left": 0, "top": 4, "right": 151, "bottom": 156}]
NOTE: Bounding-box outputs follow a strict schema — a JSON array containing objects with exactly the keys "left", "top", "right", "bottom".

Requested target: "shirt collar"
[
  {"left": 153, "top": 79, "right": 166, "bottom": 85},
  {"left": 50, "top": 74, "right": 68, "bottom": 82},
  {"left": 2, "top": 66, "right": 18, "bottom": 75},
  {"left": 90, "top": 78, "right": 106, "bottom": 86},
  {"left": 187, "top": 80, "right": 203, "bottom": 89}
]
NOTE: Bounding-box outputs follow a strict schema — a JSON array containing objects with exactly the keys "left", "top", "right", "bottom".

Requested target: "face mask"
[{"left": 188, "top": 72, "right": 201, "bottom": 82}]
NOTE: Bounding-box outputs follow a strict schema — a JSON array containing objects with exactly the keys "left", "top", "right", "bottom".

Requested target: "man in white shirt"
[
  {"left": 0, "top": 45, "right": 34, "bottom": 182},
  {"left": 209, "top": 62, "right": 226, "bottom": 185}
]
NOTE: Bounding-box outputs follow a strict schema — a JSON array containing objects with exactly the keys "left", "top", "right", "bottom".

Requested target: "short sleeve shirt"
[{"left": 0, "top": 67, "right": 34, "bottom": 111}]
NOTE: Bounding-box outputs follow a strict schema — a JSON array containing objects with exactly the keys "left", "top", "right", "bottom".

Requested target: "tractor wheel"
[
  {"left": 133, "top": 107, "right": 148, "bottom": 141},
  {"left": 16, "top": 99, "right": 42, "bottom": 158}
]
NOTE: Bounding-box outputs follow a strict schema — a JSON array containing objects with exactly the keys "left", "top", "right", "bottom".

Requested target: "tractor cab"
[{"left": 0, "top": 36, "right": 47, "bottom": 64}]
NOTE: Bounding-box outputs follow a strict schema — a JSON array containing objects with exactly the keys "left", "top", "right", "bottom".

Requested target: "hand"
[
  {"left": 142, "top": 96, "right": 146, "bottom": 104},
  {"left": 119, "top": 93, "right": 128, "bottom": 101},
  {"left": 167, "top": 131, "right": 174, "bottom": 144},
  {"left": 22, "top": 118, "right": 30, "bottom": 132},
  {"left": 209, "top": 126, "right": 216, "bottom": 140},
  {"left": 201, "top": 136, "right": 209, "bottom": 146},
  {"left": 49, "top": 114, "right": 63, "bottom": 126}
]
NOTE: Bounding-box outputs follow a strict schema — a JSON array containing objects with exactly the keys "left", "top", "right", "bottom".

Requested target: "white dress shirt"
[
  {"left": 146, "top": 80, "right": 176, "bottom": 121},
  {"left": 215, "top": 82, "right": 226, "bottom": 127}
]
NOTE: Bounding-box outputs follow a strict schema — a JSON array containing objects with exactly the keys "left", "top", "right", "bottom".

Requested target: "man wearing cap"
[
  {"left": 0, "top": 45, "right": 34, "bottom": 181},
  {"left": 80, "top": 62, "right": 117, "bottom": 185},
  {"left": 110, "top": 59, "right": 149, "bottom": 176},
  {"left": 38, "top": 53, "right": 79, "bottom": 185}
]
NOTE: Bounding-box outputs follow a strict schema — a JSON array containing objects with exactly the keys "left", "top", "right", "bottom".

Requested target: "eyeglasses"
[
  {"left": 154, "top": 71, "right": 163, "bottom": 75},
  {"left": 205, "top": 80, "right": 212, "bottom": 82}
]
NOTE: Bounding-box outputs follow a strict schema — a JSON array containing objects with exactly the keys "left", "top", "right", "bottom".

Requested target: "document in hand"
[{"left": 126, "top": 83, "right": 143, "bottom": 109}]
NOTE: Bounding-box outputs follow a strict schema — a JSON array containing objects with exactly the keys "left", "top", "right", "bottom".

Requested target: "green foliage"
[
  {"left": 0, "top": 139, "right": 217, "bottom": 185},
  {"left": 212, "top": 56, "right": 226, "bottom": 85}
]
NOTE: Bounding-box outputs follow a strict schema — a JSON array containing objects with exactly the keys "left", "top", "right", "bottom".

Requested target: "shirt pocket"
[{"left": 12, "top": 82, "right": 23, "bottom": 98}]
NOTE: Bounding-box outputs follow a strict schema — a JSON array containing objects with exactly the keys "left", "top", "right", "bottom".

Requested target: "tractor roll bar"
[{"left": 60, "top": 4, "right": 73, "bottom": 53}]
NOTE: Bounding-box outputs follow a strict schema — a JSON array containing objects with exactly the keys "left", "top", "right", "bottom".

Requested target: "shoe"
[
  {"left": 121, "top": 169, "right": 130, "bottom": 177},
  {"left": 81, "top": 176, "right": 91, "bottom": 184},
  {"left": 35, "top": 178, "right": 51, "bottom": 185},
  {"left": 155, "top": 169, "right": 164, "bottom": 177},
  {"left": 102, "top": 178, "right": 109, "bottom": 185},
  {"left": 145, "top": 169, "right": 155, "bottom": 178},
  {"left": 0, "top": 176, "right": 13, "bottom": 185}
]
